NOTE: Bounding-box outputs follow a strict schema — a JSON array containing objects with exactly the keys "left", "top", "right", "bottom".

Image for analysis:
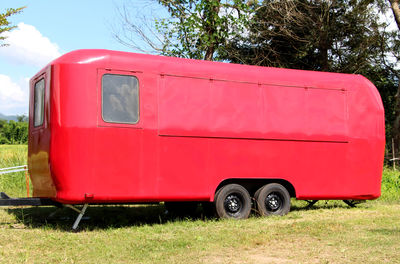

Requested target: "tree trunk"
[
  {"left": 204, "top": 44, "right": 215, "bottom": 61},
  {"left": 389, "top": 0, "right": 400, "bottom": 155},
  {"left": 202, "top": 1, "right": 220, "bottom": 61},
  {"left": 389, "top": 0, "right": 400, "bottom": 29},
  {"left": 393, "top": 83, "right": 400, "bottom": 156}
]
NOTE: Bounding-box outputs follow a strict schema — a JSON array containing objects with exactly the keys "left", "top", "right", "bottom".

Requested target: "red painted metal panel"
[
  {"left": 305, "top": 88, "right": 347, "bottom": 141},
  {"left": 159, "top": 76, "right": 347, "bottom": 142},
  {"left": 263, "top": 84, "right": 307, "bottom": 139}
]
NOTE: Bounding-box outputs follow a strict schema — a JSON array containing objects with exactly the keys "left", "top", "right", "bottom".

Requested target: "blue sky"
[{"left": 0, "top": 0, "right": 157, "bottom": 115}]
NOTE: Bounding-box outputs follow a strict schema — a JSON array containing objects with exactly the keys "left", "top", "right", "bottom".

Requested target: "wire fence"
[
  {"left": 0, "top": 165, "right": 27, "bottom": 175},
  {"left": 0, "top": 165, "right": 30, "bottom": 197}
]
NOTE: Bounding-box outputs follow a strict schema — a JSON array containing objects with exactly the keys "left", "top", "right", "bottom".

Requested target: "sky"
[{"left": 0, "top": 0, "right": 157, "bottom": 116}]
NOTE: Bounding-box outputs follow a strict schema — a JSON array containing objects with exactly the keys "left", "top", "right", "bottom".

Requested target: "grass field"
[
  {"left": 0, "top": 145, "right": 399, "bottom": 263},
  {"left": 0, "top": 145, "right": 28, "bottom": 197}
]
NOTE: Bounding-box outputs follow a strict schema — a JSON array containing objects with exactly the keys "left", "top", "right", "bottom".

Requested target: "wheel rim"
[
  {"left": 224, "top": 194, "right": 243, "bottom": 215},
  {"left": 265, "top": 192, "right": 283, "bottom": 211}
]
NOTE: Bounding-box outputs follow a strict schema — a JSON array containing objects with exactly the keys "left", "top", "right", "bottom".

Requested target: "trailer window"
[
  {"left": 102, "top": 74, "right": 139, "bottom": 124},
  {"left": 33, "top": 78, "right": 45, "bottom": 127}
]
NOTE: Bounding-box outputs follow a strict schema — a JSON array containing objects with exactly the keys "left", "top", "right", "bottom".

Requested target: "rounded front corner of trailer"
[
  {"left": 51, "top": 49, "right": 112, "bottom": 65},
  {"left": 28, "top": 54, "right": 104, "bottom": 201},
  {"left": 47, "top": 58, "right": 101, "bottom": 203},
  {"left": 345, "top": 75, "right": 385, "bottom": 198}
]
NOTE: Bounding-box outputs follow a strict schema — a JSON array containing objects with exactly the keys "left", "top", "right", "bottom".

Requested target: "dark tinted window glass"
[
  {"left": 102, "top": 74, "right": 139, "bottom": 124},
  {"left": 34, "top": 79, "right": 45, "bottom": 127}
]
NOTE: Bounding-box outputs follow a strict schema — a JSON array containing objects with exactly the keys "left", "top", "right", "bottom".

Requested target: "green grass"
[
  {"left": 0, "top": 203, "right": 399, "bottom": 263},
  {"left": 0, "top": 145, "right": 400, "bottom": 263},
  {"left": 0, "top": 145, "right": 28, "bottom": 197},
  {"left": 380, "top": 167, "right": 400, "bottom": 202}
]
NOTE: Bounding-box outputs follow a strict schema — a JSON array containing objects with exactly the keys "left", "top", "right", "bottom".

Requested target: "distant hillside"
[{"left": 0, "top": 113, "right": 18, "bottom": 121}]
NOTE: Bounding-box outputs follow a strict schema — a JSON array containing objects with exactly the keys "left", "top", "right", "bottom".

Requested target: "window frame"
[
  {"left": 33, "top": 78, "right": 45, "bottom": 127},
  {"left": 97, "top": 69, "right": 142, "bottom": 129}
]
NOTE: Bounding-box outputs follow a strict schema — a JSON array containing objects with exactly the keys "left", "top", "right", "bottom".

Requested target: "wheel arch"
[{"left": 212, "top": 178, "right": 296, "bottom": 201}]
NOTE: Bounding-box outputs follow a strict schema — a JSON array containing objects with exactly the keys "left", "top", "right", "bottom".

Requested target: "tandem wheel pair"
[{"left": 166, "top": 183, "right": 291, "bottom": 219}]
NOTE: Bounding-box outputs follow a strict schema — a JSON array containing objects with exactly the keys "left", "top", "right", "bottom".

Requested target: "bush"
[
  {"left": 0, "top": 119, "right": 28, "bottom": 144},
  {"left": 380, "top": 167, "right": 400, "bottom": 202},
  {"left": 0, "top": 137, "right": 10, "bottom": 144}
]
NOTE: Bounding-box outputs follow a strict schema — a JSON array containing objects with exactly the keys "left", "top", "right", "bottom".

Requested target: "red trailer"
[{"left": 2, "top": 49, "right": 385, "bottom": 228}]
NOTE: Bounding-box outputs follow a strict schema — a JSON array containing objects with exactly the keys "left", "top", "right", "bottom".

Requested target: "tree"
[
  {"left": 16, "top": 114, "right": 28, "bottom": 123},
  {"left": 0, "top": 6, "right": 25, "bottom": 46},
  {"left": 224, "top": 0, "right": 389, "bottom": 72},
  {"left": 0, "top": 6, "right": 26, "bottom": 144},
  {"left": 388, "top": 0, "right": 400, "bottom": 155},
  {"left": 0, "top": 119, "right": 8, "bottom": 144},
  {"left": 389, "top": 0, "right": 400, "bottom": 28},
  {"left": 115, "top": 0, "right": 250, "bottom": 61},
  {"left": 0, "top": 119, "right": 28, "bottom": 144},
  {"left": 156, "top": 0, "right": 250, "bottom": 60}
]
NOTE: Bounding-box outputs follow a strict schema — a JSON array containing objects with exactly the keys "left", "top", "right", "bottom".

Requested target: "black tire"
[
  {"left": 255, "top": 183, "right": 291, "bottom": 216},
  {"left": 164, "top": 202, "right": 198, "bottom": 216},
  {"left": 214, "top": 184, "right": 251, "bottom": 219}
]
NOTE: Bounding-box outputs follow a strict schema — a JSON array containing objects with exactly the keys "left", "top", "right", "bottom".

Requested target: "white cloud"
[
  {"left": 0, "top": 22, "right": 61, "bottom": 68},
  {"left": 0, "top": 74, "right": 29, "bottom": 115}
]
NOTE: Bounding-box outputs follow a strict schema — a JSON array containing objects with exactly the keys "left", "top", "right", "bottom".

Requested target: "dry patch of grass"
[{"left": 200, "top": 204, "right": 400, "bottom": 264}]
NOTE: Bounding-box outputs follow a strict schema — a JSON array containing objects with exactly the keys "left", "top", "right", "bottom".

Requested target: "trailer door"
[
  {"left": 28, "top": 66, "right": 56, "bottom": 197},
  {"left": 94, "top": 69, "right": 143, "bottom": 199}
]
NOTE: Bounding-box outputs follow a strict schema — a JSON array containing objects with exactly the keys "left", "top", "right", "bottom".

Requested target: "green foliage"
[
  {"left": 364, "top": 67, "right": 398, "bottom": 150},
  {"left": 16, "top": 114, "right": 28, "bottom": 123},
  {"left": 224, "top": 0, "right": 391, "bottom": 71},
  {"left": 380, "top": 167, "right": 400, "bottom": 202},
  {"left": 156, "top": 0, "right": 250, "bottom": 60},
  {"left": 0, "top": 118, "right": 28, "bottom": 145},
  {"left": 0, "top": 6, "right": 25, "bottom": 46}
]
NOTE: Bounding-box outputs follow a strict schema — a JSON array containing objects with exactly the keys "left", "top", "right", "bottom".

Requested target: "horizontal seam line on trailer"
[
  {"left": 161, "top": 73, "right": 346, "bottom": 91},
  {"left": 158, "top": 134, "right": 349, "bottom": 143}
]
